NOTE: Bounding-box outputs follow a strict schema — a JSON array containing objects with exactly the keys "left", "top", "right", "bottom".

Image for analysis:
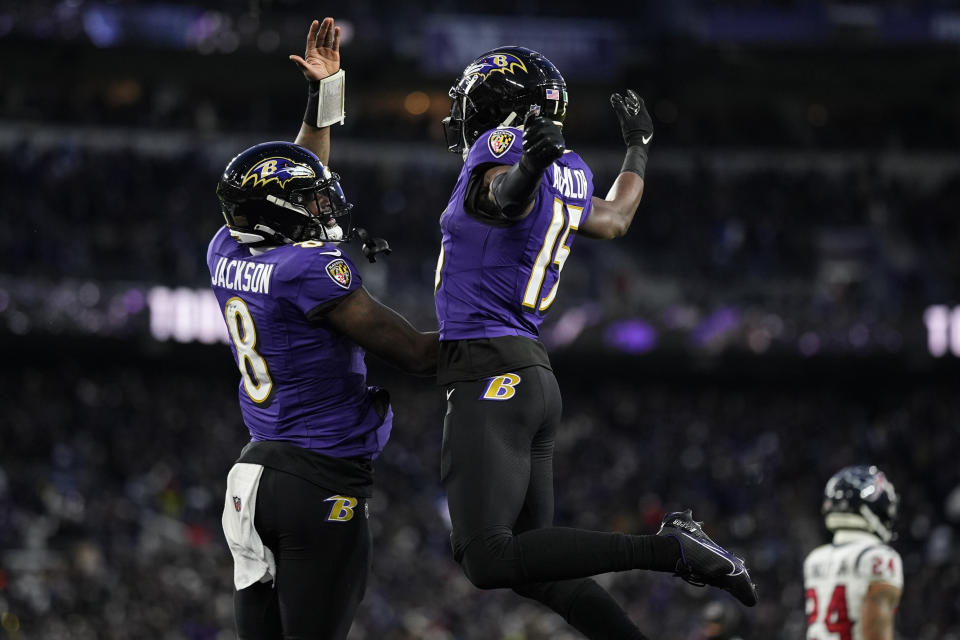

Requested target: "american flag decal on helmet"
[{"left": 546, "top": 88, "right": 560, "bottom": 100}]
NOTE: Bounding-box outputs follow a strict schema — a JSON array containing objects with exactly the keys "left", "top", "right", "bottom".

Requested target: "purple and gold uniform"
[
  {"left": 432, "top": 48, "right": 711, "bottom": 640},
  {"left": 435, "top": 126, "right": 594, "bottom": 343},
  {"left": 207, "top": 225, "right": 393, "bottom": 460}
]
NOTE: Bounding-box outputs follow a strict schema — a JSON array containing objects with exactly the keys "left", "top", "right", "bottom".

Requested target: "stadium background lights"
[
  {"left": 923, "top": 304, "right": 960, "bottom": 358},
  {"left": 148, "top": 286, "right": 228, "bottom": 344}
]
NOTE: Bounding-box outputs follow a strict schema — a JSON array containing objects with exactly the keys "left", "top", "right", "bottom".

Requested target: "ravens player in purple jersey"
[
  {"left": 211, "top": 18, "right": 437, "bottom": 640},
  {"left": 435, "top": 47, "right": 758, "bottom": 637}
]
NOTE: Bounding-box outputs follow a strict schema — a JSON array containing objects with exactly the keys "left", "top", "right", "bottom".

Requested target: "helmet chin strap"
[
  {"left": 230, "top": 229, "right": 268, "bottom": 244},
  {"left": 266, "top": 194, "right": 311, "bottom": 218},
  {"left": 499, "top": 109, "right": 563, "bottom": 131},
  {"left": 264, "top": 193, "right": 343, "bottom": 243},
  {"left": 230, "top": 223, "right": 287, "bottom": 247},
  {"left": 460, "top": 109, "right": 523, "bottom": 160},
  {"left": 500, "top": 111, "right": 520, "bottom": 128},
  {"left": 859, "top": 504, "right": 894, "bottom": 542},
  {"left": 459, "top": 95, "right": 472, "bottom": 161}
]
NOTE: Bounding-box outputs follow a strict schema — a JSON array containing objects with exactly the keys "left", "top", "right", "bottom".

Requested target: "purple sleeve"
[
  {"left": 289, "top": 250, "right": 363, "bottom": 314},
  {"left": 465, "top": 127, "right": 523, "bottom": 174},
  {"left": 564, "top": 150, "right": 596, "bottom": 223}
]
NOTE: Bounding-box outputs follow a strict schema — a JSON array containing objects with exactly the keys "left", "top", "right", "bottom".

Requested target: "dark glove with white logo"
[
  {"left": 489, "top": 110, "right": 564, "bottom": 219},
  {"left": 520, "top": 111, "right": 565, "bottom": 174},
  {"left": 611, "top": 89, "right": 653, "bottom": 149},
  {"left": 355, "top": 227, "right": 392, "bottom": 263},
  {"left": 610, "top": 89, "right": 653, "bottom": 178}
]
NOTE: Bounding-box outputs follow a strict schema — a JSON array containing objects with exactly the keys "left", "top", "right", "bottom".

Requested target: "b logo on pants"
[
  {"left": 481, "top": 373, "right": 522, "bottom": 401},
  {"left": 325, "top": 495, "right": 358, "bottom": 522}
]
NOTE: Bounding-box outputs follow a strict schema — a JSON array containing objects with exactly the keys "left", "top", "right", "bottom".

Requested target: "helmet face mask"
[
  {"left": 217, "top": 142, "right": 354, "bottom": 246},
  {"left": 443, "top": 46, "right": 568, "bottom": 155},
  {"left": 822, "top": 465, "right": 899, "bottom": 542}
]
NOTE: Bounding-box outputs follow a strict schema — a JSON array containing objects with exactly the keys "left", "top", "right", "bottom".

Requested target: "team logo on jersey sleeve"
[
  {"left": 233, "top": 496, "right": 242, "bottom": 512},
  {"left": 325, "top": 258, "right": 352, "bottom": 289},
  {"left": 241, "top": 157, "right": 316, "bottom": 189},
  {"left": 488, "top": 130, "right": 516, "bottom": 158}
]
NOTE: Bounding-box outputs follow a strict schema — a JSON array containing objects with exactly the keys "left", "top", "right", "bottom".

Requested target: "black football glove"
[
  {"left": 354, "top": 227, "right": 392, "bottom": 263},
  {"left": 610, "top": 89, "right": 653, "bottom": 148},
  {"left": 520, "top": 111, "right": 565, "bottom": 173}
]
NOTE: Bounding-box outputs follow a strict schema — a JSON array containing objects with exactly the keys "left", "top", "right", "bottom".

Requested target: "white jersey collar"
[{"left": 832, "top": 529, "right": 882, "bottom": 545}]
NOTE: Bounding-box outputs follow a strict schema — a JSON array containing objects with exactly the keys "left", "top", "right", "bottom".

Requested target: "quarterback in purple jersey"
[
  {"left": 211, "top": 18, "right": 436, "bottom": 640},
  {"left": 435, "top": 47, "right": 758, "bottom": 638}
]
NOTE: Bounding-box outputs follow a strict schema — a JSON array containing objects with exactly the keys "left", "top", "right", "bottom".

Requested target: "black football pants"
[
  {"left": 441, "top": 365, "right": 665, "bottom": 639},
  {"left": 234, "top": 467, "right": 370, "bottom": 640}
]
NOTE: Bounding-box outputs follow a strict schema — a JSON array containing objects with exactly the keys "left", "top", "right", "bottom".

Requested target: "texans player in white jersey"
[{"left": 804, "top": 465, "right": 903, "bottom": 640}]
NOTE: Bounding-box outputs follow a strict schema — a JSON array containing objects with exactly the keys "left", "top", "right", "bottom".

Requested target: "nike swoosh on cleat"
[
  {"left": 678, "top": 531, "right": 743, "bottom": 576},
  {"left": 642, "top": 133, "right": 653, "bottom": 145}
]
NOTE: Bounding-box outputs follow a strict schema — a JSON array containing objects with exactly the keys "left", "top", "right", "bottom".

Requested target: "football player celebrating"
[
  {"left": 434, "top": 47, "right": 758, "bottom": 638},
  {"left": 804, "top": 465, "right": 903, "bottom": 640},
  {"left": 212, "top": 18, "right": 437, "bottom": 640}
]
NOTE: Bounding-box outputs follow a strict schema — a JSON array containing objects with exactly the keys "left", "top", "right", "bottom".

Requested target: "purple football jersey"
[
  {"left": 435, "top": 126, "right": 595, "bottom": 341},
  {"left": 207, "top": 226, "right": 393, "bottom": 458}
]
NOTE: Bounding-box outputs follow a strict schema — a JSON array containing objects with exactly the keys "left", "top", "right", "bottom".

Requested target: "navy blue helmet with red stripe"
[{"left": 822, "top": 465, "right": 899, "bottom": 542}]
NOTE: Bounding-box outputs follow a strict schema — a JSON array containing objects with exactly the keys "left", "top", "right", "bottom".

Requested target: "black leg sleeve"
[
  {"left": 515, "top": 526, "right": 681, "bottom": 578},
  {"left": 235, "top": 581, "right": 283, "bottom": 640}
]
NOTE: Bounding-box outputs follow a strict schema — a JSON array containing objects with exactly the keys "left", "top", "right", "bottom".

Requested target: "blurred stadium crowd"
[
  {"left": 2, "top": 0, "right": 960, "bottom": 638},
  {"left": 1, "top": 357, "right": 958, "bottom": 639},
  {"left": 2, "top": 143, "right": 959, "bottom": 293},
  {"left": 1, "top": 142, "right": 958, "bottom": 352}
]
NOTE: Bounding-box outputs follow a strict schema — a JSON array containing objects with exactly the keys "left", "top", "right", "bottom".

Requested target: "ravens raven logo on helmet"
[
  {"left": 463, "top": 53, "right": 529, "bottom": 80},
  {"left": 241, "top": 157, "right": 317, "bottom": 190}
]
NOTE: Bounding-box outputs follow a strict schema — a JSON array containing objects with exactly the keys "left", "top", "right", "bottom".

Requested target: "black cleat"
[{"left": 656, "top": 509, "right": 758, "bottom": 607}]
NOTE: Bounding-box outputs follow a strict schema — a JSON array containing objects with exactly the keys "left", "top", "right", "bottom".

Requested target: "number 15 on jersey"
[{"left": 435, "top": 197, "right": 582, "bottom": 314}]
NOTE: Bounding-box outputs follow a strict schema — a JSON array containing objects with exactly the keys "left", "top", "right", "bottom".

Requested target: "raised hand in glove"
[
  {"left": 610, "top": 89, "right": 653, "bottom": 148},
  {"left": 520, "top": 111, "right": 565, "bottom": 173},
  {"left": 355, "top": 227, "right": 392, "bottom": 263}
]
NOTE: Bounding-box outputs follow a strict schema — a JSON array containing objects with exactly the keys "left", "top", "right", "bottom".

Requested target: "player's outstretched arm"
[
  {"left": 291, "top": 17, "right": 343, "bottom": 164},
  {"left": 326, "top": 287, "right": 438, "bottom": 376},
  {"left": 469, "top": 111, "right": 565, "bottom": 220},
  {"left": 580, "top": 90, "right": 653, "bottom": 240},
  {"left": 860, "top": 582, "right": 901, "bottom": 640}
]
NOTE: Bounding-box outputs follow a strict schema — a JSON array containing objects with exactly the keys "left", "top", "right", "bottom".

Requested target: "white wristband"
[{"left": 314, "top": 69, "right": 346, "bottom": 127}]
